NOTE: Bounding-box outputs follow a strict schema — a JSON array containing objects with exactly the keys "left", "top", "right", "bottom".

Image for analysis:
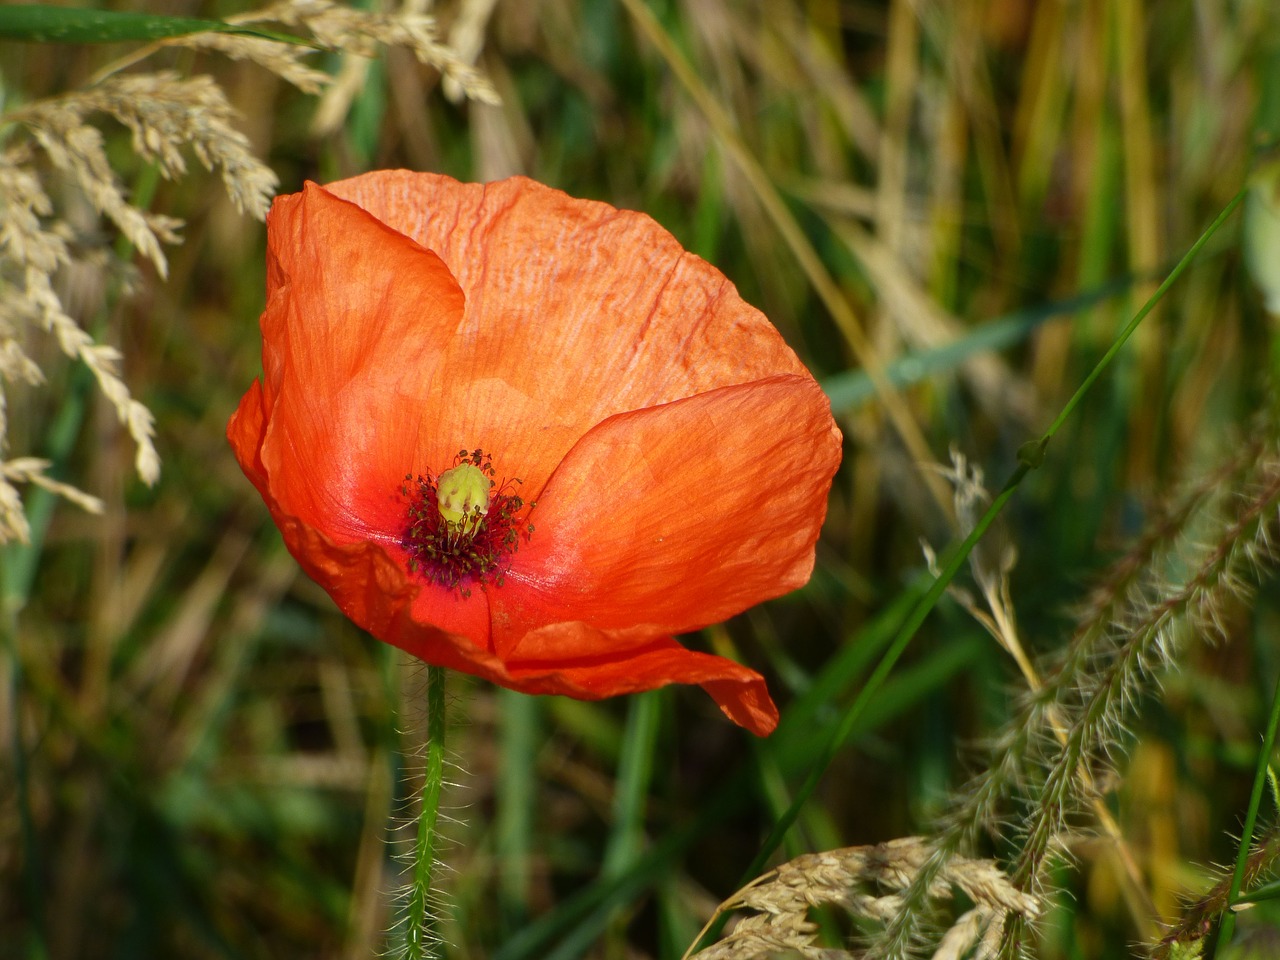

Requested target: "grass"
[{"left": 3, "top": 1, "right": 1280, "bottom": 958}]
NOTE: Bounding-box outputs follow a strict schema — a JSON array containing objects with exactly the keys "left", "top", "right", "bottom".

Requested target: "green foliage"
[
  {"left": 4, "top": 1, "right": 1280, "bottom": 959},
  {"left": 0, "top": 4, "right": 304, "bottom": 44}
]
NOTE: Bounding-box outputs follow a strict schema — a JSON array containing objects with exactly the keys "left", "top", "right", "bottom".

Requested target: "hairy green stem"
[{"left": 404, "top": 665, "right": 447, "bottom": 960}]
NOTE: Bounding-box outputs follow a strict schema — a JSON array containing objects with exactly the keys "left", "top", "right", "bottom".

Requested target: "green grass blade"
[
  {"left": 0, "top": 4, "right": 308, "bottom": 45},
  {"left": 689, "top": 186, "right": 1249, "bottom": 956},
  {"left": 821, "top": 277, "right": 1134, "bottom": 413},
  {"left": 492, "top": 606, "right": 977, "bottom": 960},
  {"left": 0, "top": 361, "right": 92, "bottom": 960},
  {"left": 1041, "top": 190, "right": 1245, "bottom": 441},
  {"left": 1213, "top": 663, "right": 1280, "bottom": 953},
  {"left": 496, "top": 690, "right": 539, "bottom": 932},
  {"left": 492, "top": 791, "right": 735, "bottom": 960},
  {"left": 602, "top": 691, "right": 662, "bottom": 878},
  {"left": 1231, "top": 876, "right": 1280, "bottom": 907}
]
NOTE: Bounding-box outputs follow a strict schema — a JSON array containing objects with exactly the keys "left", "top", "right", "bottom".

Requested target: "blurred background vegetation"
[{"left": 3, "top": 0, "right": 1280, "bottom": 957}]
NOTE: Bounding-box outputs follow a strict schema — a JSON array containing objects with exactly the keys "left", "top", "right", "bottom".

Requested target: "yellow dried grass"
[
  {"left": 0, "top": 0, "right": 498, "bottom": 545},
  {"left": 690, "top": 837, "right": 1039, "bottom": 960}
]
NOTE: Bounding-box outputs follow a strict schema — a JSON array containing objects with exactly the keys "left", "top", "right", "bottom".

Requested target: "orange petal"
[
  {"left": 227, "top": 379, "right": 268, "bottom": 497},
  {"left": 230, "top": 363, "right": 498, "bottom": 650},
  {"left": 493, "top": 375, "right": 841, "bottom": 659},
  {"left": 256, "top": 182, "right": 467, "bottom": 545},
  {"left": 230, "top": 172, "right": 843, "bottom": 736},
  {"left": 324, "top": 171, "right": 814, "bottom": 496},
  {"left": 500, "top": 634, "right": 779, "bottom": 736},
  {"left": 229, "top": 391, "right": 772, "bottom": 729}
]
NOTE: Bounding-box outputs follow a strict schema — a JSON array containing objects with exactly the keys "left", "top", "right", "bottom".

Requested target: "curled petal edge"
[
  {"left": 229, "top": 381, "right": 778, "bottom": 735},
  {"left": 277, "top": 513, "right": 779, "bottom": 735}
]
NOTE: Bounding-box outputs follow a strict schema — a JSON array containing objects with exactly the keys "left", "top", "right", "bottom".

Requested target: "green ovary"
[{"left": 436, "top": 462, "right": 490, "bottom": 536}]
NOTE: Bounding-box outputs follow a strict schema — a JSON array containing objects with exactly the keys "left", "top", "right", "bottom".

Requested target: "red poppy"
[{"left": 228, "top": 171, "right": 841, "bottom": 736}]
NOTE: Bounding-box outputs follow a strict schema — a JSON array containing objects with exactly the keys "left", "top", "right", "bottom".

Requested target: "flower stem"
[{"left": 405, "top": 664, "right": 447, "bottom": 960}]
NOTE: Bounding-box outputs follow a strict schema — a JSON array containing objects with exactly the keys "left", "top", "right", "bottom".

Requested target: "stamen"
[{"left": 400, "top": 449, "right": 533, "bottom": 598}]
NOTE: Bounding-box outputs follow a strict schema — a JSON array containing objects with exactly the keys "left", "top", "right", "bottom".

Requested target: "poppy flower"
[{"left": 228, "top": 171, "right": 841, "bottom": 736}]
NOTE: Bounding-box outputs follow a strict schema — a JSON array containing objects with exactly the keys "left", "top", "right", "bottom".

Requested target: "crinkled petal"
[
  {"left": 500, "top": 633, "right": 779, "bottom": 735},
  {"left": 250, "top": 183, "right": 514, "bottom": 644},
  {"left": 230, "top": 173, "right": 845, "bottom": 736},
  {"left": 324, "top": 170, "right": 813, "bottom": 496},
  {"left": 255, "top": 182, "right": 467, "bottom": 545},
  {"left": 494, "top": 375, "right": 841, "bottom": 658},
  {"left": 232, "top": 360, "right": 496, "bottom": 655},
  {"left": 230, "top": 390, "right": 775, "bottom": 731}
]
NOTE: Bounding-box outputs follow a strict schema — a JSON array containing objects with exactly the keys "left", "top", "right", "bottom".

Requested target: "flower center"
[
  {"left": 436, "top": 462, "right": 490, "bottom": 536},
  {"left": 401, "top": 449, "right": 533, "bottom": 597}
]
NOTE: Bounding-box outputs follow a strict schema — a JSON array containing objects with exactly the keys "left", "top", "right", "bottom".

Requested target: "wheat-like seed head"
[
  {"left": 168, "top": 33, "right": 332, "bottom": 94},
  {"left": 0, "top": 457, "right": 105, "bottom": 544},
  {"left": 235, "top": 0, "right": 500, "bottom": 105},
  {"left": 0, "top": 0, "right": 501, "bottom": 545},
  {"left": 692, "top": 837, "right": 1039, "bottom": 960}
]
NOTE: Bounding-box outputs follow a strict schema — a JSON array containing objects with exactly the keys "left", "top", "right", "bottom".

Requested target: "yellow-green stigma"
[
  {"left": 400, "top": 449, "right": 534, "bottom": 597},
  {"left": 436, "top": 462, "right": 490, "bottom": 537}
]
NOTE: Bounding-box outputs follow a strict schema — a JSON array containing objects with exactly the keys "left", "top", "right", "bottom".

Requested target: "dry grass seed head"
[
  {"left": 0, "top": 66, "right": 285, "bottom": 535},
  {"left": 693, "top": 838, "right": 1038, "bottom": 960},
  {"left": 0, "top": 458, "right": 104, "bottom": 544},
  {"left": 0, "top": 1, "right": 499, "bottom": 545},
  {"left": 38, "top": 72, "right": 280, "bottom": 221},
  {"left": 170, "top": 33, "right": 331, "bottom": 95},
  {"left": 237, "top": 0, "right": 500, "bottom": 105}
]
